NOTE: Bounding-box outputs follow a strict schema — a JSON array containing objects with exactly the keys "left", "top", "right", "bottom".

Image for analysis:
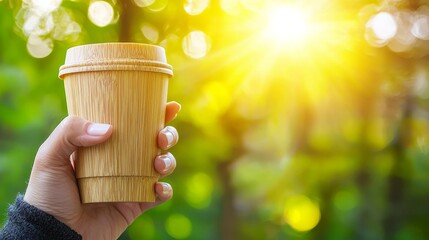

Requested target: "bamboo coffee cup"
[{"left": 59, "top": 43, "right": 173, "bottom": 203}]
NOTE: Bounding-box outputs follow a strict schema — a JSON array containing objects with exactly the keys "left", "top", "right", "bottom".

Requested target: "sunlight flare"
[{"left": 263, "top": 5, "right": 311, "bottom": 45}]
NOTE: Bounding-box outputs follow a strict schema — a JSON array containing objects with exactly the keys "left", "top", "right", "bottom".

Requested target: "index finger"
[{"left": 165, "top": 101, "right": 181, "bottom": 124}]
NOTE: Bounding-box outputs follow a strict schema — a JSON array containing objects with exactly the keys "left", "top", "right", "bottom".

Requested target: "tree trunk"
[
  {"left": 217, "top": 160, "right": 237, "bottom": 240},
  {"left": 119, "top": 0, "right": 134, "bottom": 42},
  {"left": 383, "top": 96, "right": 413, "bottom": 239}
]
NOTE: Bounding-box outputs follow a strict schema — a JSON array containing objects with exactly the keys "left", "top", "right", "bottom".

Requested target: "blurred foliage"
[{"left": 2, "top": 0, "right": 429, "bottom": 239}]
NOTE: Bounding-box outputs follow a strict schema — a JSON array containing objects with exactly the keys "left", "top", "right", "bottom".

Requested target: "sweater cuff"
[{"left": 0, "top": 195, "right": 82, "bottom": 240}]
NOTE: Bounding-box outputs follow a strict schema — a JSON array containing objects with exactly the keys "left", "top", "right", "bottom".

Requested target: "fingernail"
[
  {"left": 87, "top": 123, "right": 111, "bottom": 136},
  {"left": 159, "top": 154, "right": 172, "bottom": 172},
  {"left": 161, "top": 183, "right": 172, "bottom": 195},
  {"left": 162, "top": 126, "right": 175, "bottom": 148}
]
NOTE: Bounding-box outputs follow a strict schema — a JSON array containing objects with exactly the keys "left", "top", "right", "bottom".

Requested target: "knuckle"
[{"left": 60, "top": 116, "right": 80, "bottom": 129}]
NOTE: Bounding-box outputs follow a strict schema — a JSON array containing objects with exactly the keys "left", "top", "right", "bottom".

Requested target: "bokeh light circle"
[
  {"left": 182, "top": 30, "right": 211, "bottom": 59},
  {"left": 141, "top": 22, "right": 159, "bottom": 42},
  {"left": 24, "top": 15, "right": 37, "bottom": 35},
  {"left": 412, "top": 15, "right": 429, "bottom": 40},
  {"left": 88, "top": 1, "right": 114, "bottom": 27},
  {"left": 387, "top": 10, "right": 416, "bottom": 53},
  {"left": 165, "top": 214, "right": 192, "bottom": 239},
  {"left": 283, "top": 195, "right": 321, "bottom": 232},
  {"left": 147, "top": 0, "right": 168, "bottom": 12},
  {"left": 26, "top": 35, "right": 54, "bottom": 58},
  {"left": 133, "top": 0, "right": 155, "bottom": 8},
  {"left": 366, "top": 12, "right": 397, "bottom": 42},
  {"left": 184, "top": 0, "right": 209, "bottom": 16},
  {"left": 31, "top": 0, "right": 62, "bottom": 15},
  {"left": 185, "top": 172, "right": 213, "bottom": 209},
  {"left": 333, "top": 189, "right": 359, "bottom": 211}
]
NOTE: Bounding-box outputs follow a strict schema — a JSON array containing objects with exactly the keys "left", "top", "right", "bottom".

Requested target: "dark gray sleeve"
[{"left": 0, "top": 195, "right": 82, "bottom": 240}]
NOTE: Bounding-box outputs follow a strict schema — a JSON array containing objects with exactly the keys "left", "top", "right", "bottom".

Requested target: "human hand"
[{"left": 23, "top": 101, "right": 181, "bottom": 239}]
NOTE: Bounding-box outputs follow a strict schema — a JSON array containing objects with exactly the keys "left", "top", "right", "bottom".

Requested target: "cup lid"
[{"left": 59, "top": 43, "right": 173, "bottom": 79}]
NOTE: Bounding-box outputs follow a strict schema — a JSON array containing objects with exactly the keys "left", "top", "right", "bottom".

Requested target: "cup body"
[{"left": 59, "top": 43, "right": 173, "bottom": 203}]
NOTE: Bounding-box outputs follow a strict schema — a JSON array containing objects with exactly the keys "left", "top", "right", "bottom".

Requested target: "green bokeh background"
[{"left": 2, "top": 0, "right": 429, "bottom": 239}]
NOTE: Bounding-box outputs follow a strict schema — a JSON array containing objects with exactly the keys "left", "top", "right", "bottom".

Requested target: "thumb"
[{"left": 35, "top": 116, "right": 112, "bottom": 168}]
